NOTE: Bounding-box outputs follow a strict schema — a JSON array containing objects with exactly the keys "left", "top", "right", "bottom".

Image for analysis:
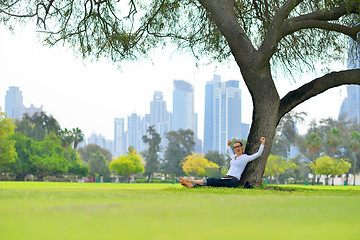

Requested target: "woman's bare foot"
[
  {"left": 180, "top": 177, "right": 191, "bottom": 183},
  {"left": 180, "top": 181, "right": 194, "bottom": 188}
]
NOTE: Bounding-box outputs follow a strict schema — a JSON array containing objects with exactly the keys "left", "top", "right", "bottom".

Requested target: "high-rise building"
[
  {"left": 127, "top": 113, "right": 143, "bottom": 152},
  {"left": 5, "top": 86, "right": 43, "bottom": 119},
  {"left": 150, "top": 91, "right": 170, "bottom": 138},
  {"left": 114, "top": 118, "right": 126, "bottom": 157},
  {"left": 339, "top": 40, "right": 360, "bottom": 124},
  {"left": 172, "top": 80, "right": 195, "bottom": 133},
  {"left": 141, "top": 114, "right": 151, "bottom": 151},
  {"left": 203, "top": 75, "right": 217, "bottom": 154},
  {"left": 226, "top": 80, "right": 243, "bottom": 141},
  {"left": 203, "top": 75, "right": 249, "bottom": 154},
  {"left": 339, "top": 85, "right": 360, "bottom": 124},
  {"left": 5, "top": 86, "right": 24, "bottom": 119}
]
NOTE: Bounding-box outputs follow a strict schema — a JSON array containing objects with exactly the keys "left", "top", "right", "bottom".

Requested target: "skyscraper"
[
  {"left": 127, "top": 113, "right": 142, "bottom": 152},
  {"left": 172, "top": 80, "right": 195, "bottom": 134},
  {"left": 338, "top": 40, "right": 360, "bottom": 124},
  {"left": 149, "top": 91, "right": 170, "bottom": 152},
  {"left": 225, "top": 80, "right": 243, "bottom": 141},
  {"left": 150, "top": 91, "right": 170, "bottom": 137},
  {"left": 203, "top": 75, "right": 218, "bottom": 154},
  {"left": 141, "top": 114, "right": 151, "bottom": 151},
  {"left": 114, "top": 118, "right": 126, "bottom": 157},
  {"left": 5, "top": 86, "right": 24, "bottom": 119},
  {"left": 204, "top": 75, "right": 249, "bottom": 154}
]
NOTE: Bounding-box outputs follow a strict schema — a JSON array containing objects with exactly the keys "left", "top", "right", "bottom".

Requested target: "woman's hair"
[{"left": 234, "top": 141, "right": 243, "bottom": 146}]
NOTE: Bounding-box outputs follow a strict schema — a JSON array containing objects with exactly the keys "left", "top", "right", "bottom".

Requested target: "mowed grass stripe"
[{"left": 1, "top": 182, "right": 360, "bottom": 240}]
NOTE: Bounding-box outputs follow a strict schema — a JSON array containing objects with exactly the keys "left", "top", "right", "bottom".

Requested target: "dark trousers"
[{"left": 205, "top": 178, "right": 240, "bottom": 188}]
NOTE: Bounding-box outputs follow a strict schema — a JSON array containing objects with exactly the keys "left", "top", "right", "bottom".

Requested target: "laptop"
[{"left": 204, "top": 167, "right": 224, "bottom": 179}]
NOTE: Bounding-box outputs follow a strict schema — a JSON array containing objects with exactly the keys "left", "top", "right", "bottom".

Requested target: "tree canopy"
[
  {"left": 163, "top": 129, "right": 195, "bottom": 177},
  {"left": 264, "top": 154, "right": 297, "bottom": 184},
  {"left": 309, "top": 154, "right": 351, "bottom": 185},
  {"left": 110, "top": 146, "right": 145, "bottom": 180},
  {"left": 181, "top": 153, "right": 219, "bottom": 177},
  {"left": 77, "top": 144, "right": 113, "bottom": 165},
  {"left": 88, "top": 151, "right": 109, "bottom": 177},
  {"left": 1, "top": 1, "right": 359, "bottom": 70},
  {"left": 15, "top": 111, "right": 61, "bottom": 141}
]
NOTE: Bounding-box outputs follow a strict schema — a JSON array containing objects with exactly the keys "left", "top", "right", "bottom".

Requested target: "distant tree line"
[
  {"left": 266, "top": 111, "right": 359, "bottom": 185},
  {"left": 0, "top": 110, "right": 88, "bottom": 181},
  {"left": 1, "top": 108, "right": 359, "bottom": 185}
]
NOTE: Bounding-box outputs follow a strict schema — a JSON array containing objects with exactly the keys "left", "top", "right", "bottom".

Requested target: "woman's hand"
[
  {"left": 227, "top": 140, "right": 232, "bottom": 146},
  {"left": 260, "top": 137, "right": 266, "bottom": 145}
]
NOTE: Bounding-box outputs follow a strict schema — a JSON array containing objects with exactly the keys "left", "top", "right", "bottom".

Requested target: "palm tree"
[
  {"left": 306, "top": 133, "right": 322, "bottom": 156},
  {"left": 326, "top": 128, "right": 343, "bottom": 157},
  {"left": 72, "top": 127, "right": 84, "bottom": 149},
  {"left": 60, "top": 128, "right": 74, "bottom": 148},
  {"left": 306, "top": 132, "right": 322, "bottom": 185},
  {"left": 349, "top": 131, "right": 360, "bottom": 186}
]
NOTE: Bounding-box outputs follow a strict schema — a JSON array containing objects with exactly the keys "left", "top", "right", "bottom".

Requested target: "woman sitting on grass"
[{"left": 180, "top": 137, "right": 266, "bottom": 188}]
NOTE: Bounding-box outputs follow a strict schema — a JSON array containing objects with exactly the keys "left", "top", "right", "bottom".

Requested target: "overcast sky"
[{"left": 0, "top": 25, "right": 348, "bottom": 141}]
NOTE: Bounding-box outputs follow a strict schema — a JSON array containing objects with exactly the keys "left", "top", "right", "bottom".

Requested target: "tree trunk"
[
  {"left": 275, "top": 173, "right": 280, "bottom": 185},
  {"left": 239, "top": 67, "right": 280, "bottom": 186},
  {"left": 311, "top": 173, "right": 315, "bottom": 186},
  {"left": 146, "top": 172, "right": 151, "bottom": 183},
  {"left": 345, "top": 172, "right": 348, "bottom": 185},
  {"left": 74, "top": 141, "right": 79, "bottom": 149},
  {"left": 354, "top": 153, "right": 357, "bottom": 186}
]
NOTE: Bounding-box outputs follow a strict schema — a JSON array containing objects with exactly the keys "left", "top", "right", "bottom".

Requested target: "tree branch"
[
  {"left": 259, "top": 1, "right": 360, "bottom": 65},
  {"left": 278, "top": 69, "right": 360, "bottom": 121},
  {"left": 199, "top": 0, "right": 255, "bottom": 65},
  {"left": 258, "top": 0, "right": 303, "bottom": 66},
  {"left": 279, "top": 4, "right": 360, "bottom": 41},
  {"left": 280, "top": 20, "right": 360, "bottom": 40},
  {"left": 288, "top": 4, "right": 358, "bottom": 22}
]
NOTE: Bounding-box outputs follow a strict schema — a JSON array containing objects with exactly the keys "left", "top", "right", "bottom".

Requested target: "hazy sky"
[{"left": 0, "top": 25, "right": 348, "bottom": 141}]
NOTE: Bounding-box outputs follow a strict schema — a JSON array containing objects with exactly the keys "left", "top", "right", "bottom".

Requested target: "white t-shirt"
[{"left": 225, "top": 144, "right": 264, "bottom": 180}]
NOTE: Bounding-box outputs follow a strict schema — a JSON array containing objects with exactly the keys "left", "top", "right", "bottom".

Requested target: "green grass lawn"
[{"left": 1, "top": 182, "right": 360, "bottom": 240}]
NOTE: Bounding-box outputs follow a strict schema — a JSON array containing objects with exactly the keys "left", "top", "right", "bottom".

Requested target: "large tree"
[
  {"left": 2, "top": 0, "right": 360, "bottom": 185},
  {"left": 142, "top": 125, "right": 161, "bottom": 182},
  {"left": 77, "top": 144, "right": 113, "bottom": 165},
  {"left": 15, "top": 111, "right": 61, "bottom": 141},
  {"left": 88, "top": 151, "right": 110, "bottom": 178},
  {"left": 110, "top": 148, "right": 145, "bottom": 182},
  {"left": 163, "top": 129, "right": 195, "bottom": 178}
]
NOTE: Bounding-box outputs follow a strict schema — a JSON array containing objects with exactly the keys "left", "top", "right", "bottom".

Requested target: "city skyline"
[
  {"left": 5, "top": 86, "right": 43, "bottom": 120},
  {"left": 0, "top": 25, "right": 349, "bottom": 142}
]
